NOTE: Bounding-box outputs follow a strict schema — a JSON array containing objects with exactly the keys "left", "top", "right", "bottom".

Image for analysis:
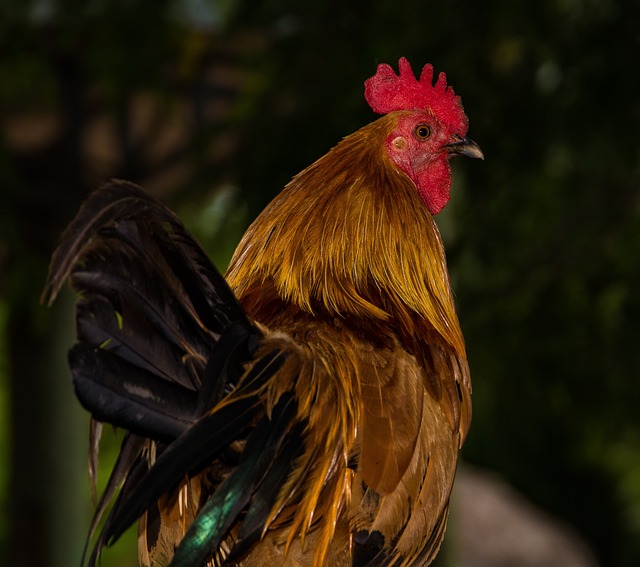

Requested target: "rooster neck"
[{"left": 225, "top": 121, "right": 465, "bottom": 356}]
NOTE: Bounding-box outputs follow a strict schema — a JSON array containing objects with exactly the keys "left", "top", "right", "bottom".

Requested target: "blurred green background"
[{"left": 1, "top": 1, "right": 639, "bottom": 566}]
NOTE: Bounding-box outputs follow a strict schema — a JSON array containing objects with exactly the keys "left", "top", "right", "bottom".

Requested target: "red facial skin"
[{"left": 385, "top": 111, "right": 467, "bottom": 215}]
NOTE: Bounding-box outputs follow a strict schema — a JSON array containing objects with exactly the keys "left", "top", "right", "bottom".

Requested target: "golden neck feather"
[{"left": 225, "top": 116, "right": 465, "bottom": 356}]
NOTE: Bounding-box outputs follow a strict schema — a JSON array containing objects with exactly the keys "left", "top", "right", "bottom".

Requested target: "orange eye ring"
[{"left": 414, "top": 124, "right": 431, "bottom": 140}]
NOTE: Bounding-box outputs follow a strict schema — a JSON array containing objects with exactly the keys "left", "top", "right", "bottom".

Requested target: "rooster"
[{"left": 43, "top": 58, "right": 483, "bottom": 567}]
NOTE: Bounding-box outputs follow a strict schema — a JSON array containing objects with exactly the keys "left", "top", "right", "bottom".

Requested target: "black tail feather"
[
  {"left": 195, "top": 322, "right": 261, "bottom": 415},
  {"left": 70, "top": 344, "right": 198, "bottom": 442},
  {"left": 42, "top": 180, "right": 264, "bottom": 435},
  {"left": 97, "top": 351, "right": 286, "bottom": 554},
  {"left": 82, "top": 433, "right": 146, "bottom": 566},
  {"left": 223, "top": 419, "right": 306, "bottom": 565},
  {"left": 75, "top": 296, "right": 197, "bottom": 391},
  {"left": 169, "top": 395, "right": 299, "bottom": 567},
  {"left": 43, "top": 181, "right": 305, "bottom": 566},
  {"left": 101, "top": 395, "right": 260, "bottom": 549},
  {"left": 43, "top": 181, "right": 249, "bottom": 335},
  {"left": 88, "top": 447, "right": 153, "bottom": 567}
]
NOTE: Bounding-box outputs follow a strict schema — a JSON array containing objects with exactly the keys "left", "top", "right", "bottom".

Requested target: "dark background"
[{"left": 1, "top": 1, "right": 639, "bottom": 566}]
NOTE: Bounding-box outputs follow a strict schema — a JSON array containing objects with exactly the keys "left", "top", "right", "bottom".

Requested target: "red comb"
[{"left": 364, "top": 57, "right": 468, "bottom": 134}]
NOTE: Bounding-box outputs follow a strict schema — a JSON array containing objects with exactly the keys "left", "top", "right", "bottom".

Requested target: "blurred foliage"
[{"left": 1, "top": 0, "right": 639, "bottom": 566}]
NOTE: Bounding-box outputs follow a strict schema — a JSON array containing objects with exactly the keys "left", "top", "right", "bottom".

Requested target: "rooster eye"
[{"left": 415, "top": 124, "right": 431, "bottom": 140}]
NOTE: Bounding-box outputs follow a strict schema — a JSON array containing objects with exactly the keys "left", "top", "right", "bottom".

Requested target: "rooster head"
[{"left": 365, "top": 58, "right": 483, "bottom": 214}]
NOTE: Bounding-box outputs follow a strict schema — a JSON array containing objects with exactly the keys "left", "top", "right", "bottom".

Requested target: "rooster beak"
[{"left": 445, "top": 135, "right": 484, "bottom": 160}]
